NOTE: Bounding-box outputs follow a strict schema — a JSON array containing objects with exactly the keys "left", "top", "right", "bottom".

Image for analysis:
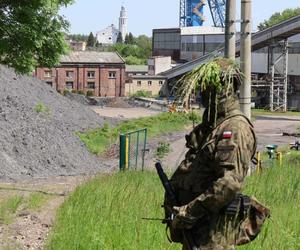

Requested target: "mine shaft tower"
[{"left": 179, "top": 0, "right": 226, "bottom": 27}]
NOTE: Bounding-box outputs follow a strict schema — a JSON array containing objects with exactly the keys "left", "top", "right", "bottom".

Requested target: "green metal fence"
[{"left": 119, "top": 128, "right": 147, "bottom": 171}]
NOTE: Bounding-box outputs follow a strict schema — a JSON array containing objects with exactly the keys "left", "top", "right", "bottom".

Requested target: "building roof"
[
  {"left": 60, "top": 51, "right": 125, "bottom": 64},
  {"left": 125, "top": 65, "right": 148, "bottom": 73}
]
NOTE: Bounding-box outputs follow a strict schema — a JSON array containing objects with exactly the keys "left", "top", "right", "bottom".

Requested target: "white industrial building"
[{"left": 96, "top": 6, "right": 128, "bottom": 45}]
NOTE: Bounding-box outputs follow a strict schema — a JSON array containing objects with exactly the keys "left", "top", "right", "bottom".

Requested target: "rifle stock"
[{"left": 155, "top": 162, "right": 198, "bottom": 250}]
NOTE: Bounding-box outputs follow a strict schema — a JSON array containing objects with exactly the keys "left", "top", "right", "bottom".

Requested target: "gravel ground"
[{"left": 0, "top": 65, "right": 113, "bottom": 181}]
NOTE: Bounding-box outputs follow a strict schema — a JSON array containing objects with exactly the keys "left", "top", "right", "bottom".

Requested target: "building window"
[
  {"left": 109, "top": 71, "right": 116, "bottom": 79},
  {"left": 87, "top": 82, "right": 95, "bottom": 89},
  {"left": 87, "top": 71, "right": 95, "bottom": 79},
  {"left": 66, "top": 71, "right": 73, "bottom": 78},
  {"left": 46, "top": 81, "right": 52, "bottom": 87},
  {"left": 66, "top": 81, "right": 73, "bottom": 90},
  {"left": 44, "top": 70, "right": 52, "bottom": 78},
  {"left": 137, "top": 81, "right": 142, "bottom": 86},
  {"left": 159, "top": 81, "right": 163, "bottom": 86},
  {"left": 148, "top": 81, "right": 152, "bottom": 86}
]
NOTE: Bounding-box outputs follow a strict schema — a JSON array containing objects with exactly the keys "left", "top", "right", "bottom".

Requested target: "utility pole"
[
  {"left": 224, "top": 0, "right": 236, "bottom": 59},
  {"left": 240, "top": 0, "right": 252, "bottom": 119}
]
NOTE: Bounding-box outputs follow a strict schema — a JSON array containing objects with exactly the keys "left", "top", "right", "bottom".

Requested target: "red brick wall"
[{"left": 35, "top": 65, "right": 125, "bottom": 97}]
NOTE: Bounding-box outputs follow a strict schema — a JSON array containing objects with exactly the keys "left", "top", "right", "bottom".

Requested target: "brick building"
[{"left": 35, "top": 51, "right": 125, "bottom": 97}]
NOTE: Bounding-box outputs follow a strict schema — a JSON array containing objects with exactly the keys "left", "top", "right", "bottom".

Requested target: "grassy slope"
[
  {"left": 252, "top": 109, "right": 300, "bottom": 118},
  {"left": 77, "top": 112, "right": 200, "bottom": 155},
  {"left": 47, "top": 154, "right": 300, "bottom": 250}
]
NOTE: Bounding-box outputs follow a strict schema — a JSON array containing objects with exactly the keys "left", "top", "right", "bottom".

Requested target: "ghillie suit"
[{"left": 164, "top": 58, "right": 270, "bottom": 250}]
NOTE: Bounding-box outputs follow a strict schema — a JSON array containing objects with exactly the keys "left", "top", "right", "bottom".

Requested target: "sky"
[{"left": 60, "top": 0, "right": 300, "bottom": 36}]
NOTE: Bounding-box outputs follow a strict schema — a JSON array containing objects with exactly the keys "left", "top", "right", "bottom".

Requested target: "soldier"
[{"left": 164, "top": 58, "right": 269, "bottom": 250}]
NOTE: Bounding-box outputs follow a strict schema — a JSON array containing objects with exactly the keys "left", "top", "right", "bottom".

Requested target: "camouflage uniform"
[{"left": 164, "top": 97, "right": 269, "bottom": 249}]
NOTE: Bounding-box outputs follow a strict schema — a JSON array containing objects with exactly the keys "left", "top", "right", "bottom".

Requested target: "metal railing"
[{"left": 119, "top": 129, "right": 148, "bottom": 171}]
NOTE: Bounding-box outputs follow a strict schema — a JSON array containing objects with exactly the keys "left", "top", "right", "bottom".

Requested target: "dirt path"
[
  {"left": 0, "top": 176, "right": 91, "bottom": 250},
  {"left": 149, "top": 115, "right": 300, "bottom": 171},
  {"left": 254, "top": 116, "right": 300, "bottom": 151},
  {"left": 91, "top": 107, "right": 161, "bottom": 119}
]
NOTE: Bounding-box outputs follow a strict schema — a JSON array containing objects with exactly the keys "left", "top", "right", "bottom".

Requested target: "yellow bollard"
[
  {"left": 276, "top": 152, "right": 283, "bottom": 167},
  {"left": 125, "top": 136, "right": 129, "bottom": 170},
  {"left": 256, "top": 152, "right": 262, "bottom": 173}
]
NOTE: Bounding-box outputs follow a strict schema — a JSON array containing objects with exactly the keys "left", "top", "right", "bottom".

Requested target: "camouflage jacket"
[{"left": 164, "top": 108, "right": 263, "bottom": 248}]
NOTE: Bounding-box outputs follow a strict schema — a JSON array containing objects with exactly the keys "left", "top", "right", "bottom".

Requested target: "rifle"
[{"left": 155, "top": 162, "right": 199, "bottom": 250}]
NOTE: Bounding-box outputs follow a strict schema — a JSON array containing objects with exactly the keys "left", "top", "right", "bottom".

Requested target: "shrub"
[
  {"left": 132, "top": 90, "right": 152, "bottom": 98},
  {"left": 86, "top": 90, "right": 94, "bottom": 97},
  {"left": 63, "top": 89, "right": 69, "bottom": 96},
  {"left": 77, "top": 90, "right": 84, "bottom": 95},
  {"left": 71, "top": 89, "right": 78, "bottom": 94}
]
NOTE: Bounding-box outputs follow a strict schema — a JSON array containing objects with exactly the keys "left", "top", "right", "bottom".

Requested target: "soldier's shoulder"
[{"left": 217, "top": 115, "right": 254, "bottom": 134}]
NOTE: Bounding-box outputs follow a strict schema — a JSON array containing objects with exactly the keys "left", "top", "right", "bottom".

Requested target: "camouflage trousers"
[{"left": 181, "top": 214, "right": 239, "bottom": 250}]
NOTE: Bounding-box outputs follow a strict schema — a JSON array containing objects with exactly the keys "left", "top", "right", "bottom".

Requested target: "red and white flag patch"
[{"left": 222, "top": 131, "right": 232, "bottom": 139}]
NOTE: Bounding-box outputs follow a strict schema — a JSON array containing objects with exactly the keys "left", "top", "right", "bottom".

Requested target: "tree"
[
  {"left": 124, "top": 34, "right": 130, "bottom": 44},
  {"left": 134, "top": 35, "right": 152, "bottom": 59},
  {"left": 128, "top": 32, "right": 134, "bottom": 44},
  {"left": 67, "top": 34, "right": 89, "bottom": 42},
  {"left": 0, "top": 0, "right": 74, "bottom": 74},
  {"left": 116, "top": 32, "right": 123, "bottom": 43},
  {"left": 86, "top": 32, "right": 95, "bottom": 47},
  {"left": 258, "top": 8, "right": 300, "bottom": 31}
]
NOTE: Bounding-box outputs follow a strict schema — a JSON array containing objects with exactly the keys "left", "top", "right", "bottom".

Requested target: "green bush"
[
  {"left": 71, "top": 89, "right": 78, "bottom": 94},
  {"left": 125, "top": 55, "right": 147, "bottom": 65},
  {"left": 132, "top": 90, "right": 152, "bottom": 98},
  {"left": 86, "top": 90, "right": 94, "bottom": 97},
  {"left": 77, "top": 90, "right": 84, "bottom": 95},
  {"left": 63, "top": 89, "right": 69, "bottom": 96}
]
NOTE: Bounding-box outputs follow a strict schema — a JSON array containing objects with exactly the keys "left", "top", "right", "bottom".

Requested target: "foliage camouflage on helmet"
[
  {"left": 173, "top": 57, "right": 243, "bottom": 101},
  {"left": 173, "top": 57, "right": 243, "bottom": 125}
]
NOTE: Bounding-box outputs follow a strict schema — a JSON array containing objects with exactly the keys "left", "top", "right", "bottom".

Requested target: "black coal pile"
[{"left": 0, "top": 65, "right": 112, "bottom": 181}]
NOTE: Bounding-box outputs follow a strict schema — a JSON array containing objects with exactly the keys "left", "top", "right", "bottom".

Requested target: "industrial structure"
[
  {"left": 157, "top": 15, "right": 300, "bottom": 111},
  {"left": 179, "top": 0, "right": 226, "bottom": 27}
]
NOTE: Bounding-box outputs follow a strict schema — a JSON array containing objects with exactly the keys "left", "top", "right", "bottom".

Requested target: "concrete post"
[
  {"left": 225, "top": 0, "right": 236, "bottom": 59},
  {"left": 283, "top": 39, "right": 289, "bottom": 112},
  {"left": 240, "top": 0, "right": 252, "bottom": 119}
]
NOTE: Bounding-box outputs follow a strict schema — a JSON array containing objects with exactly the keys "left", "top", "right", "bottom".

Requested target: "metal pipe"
[
  {"left": 240, "top": 0, "right": 252, "bottom": 119},
  {"left": 225, "top": 0, "right": 236, "bottom": 59}
]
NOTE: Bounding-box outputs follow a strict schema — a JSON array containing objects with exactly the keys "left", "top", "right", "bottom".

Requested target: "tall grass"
[
  {"left": 46, "top": 172, "right": 181, "bottom": 250},
  {"left": 47, "top": 158, "right": 300, "bottom": 250},
  {"left": 77, "top": 112, "right": 201, "bottom": 155},
  {"left": 240, "top": 154, "right": 300, "bottom": 250}
]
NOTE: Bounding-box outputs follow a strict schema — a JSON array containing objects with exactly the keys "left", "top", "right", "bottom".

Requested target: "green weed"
[
  {"left": 155, "top": 141, "right": 171, "bottom": 159},
  {"left": 34, "top": 102, "right": 51, "bottom": 116},
  {"left": 0, "top": 195, "right": 23, "bottom": 224},
  {"left": 25, "top": 193, "right": 49, "bottom": 211}
]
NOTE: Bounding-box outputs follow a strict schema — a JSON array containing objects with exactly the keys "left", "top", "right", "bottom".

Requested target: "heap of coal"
[{"left": 0, "top": 65, "right": 112, "bottom": 181}]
